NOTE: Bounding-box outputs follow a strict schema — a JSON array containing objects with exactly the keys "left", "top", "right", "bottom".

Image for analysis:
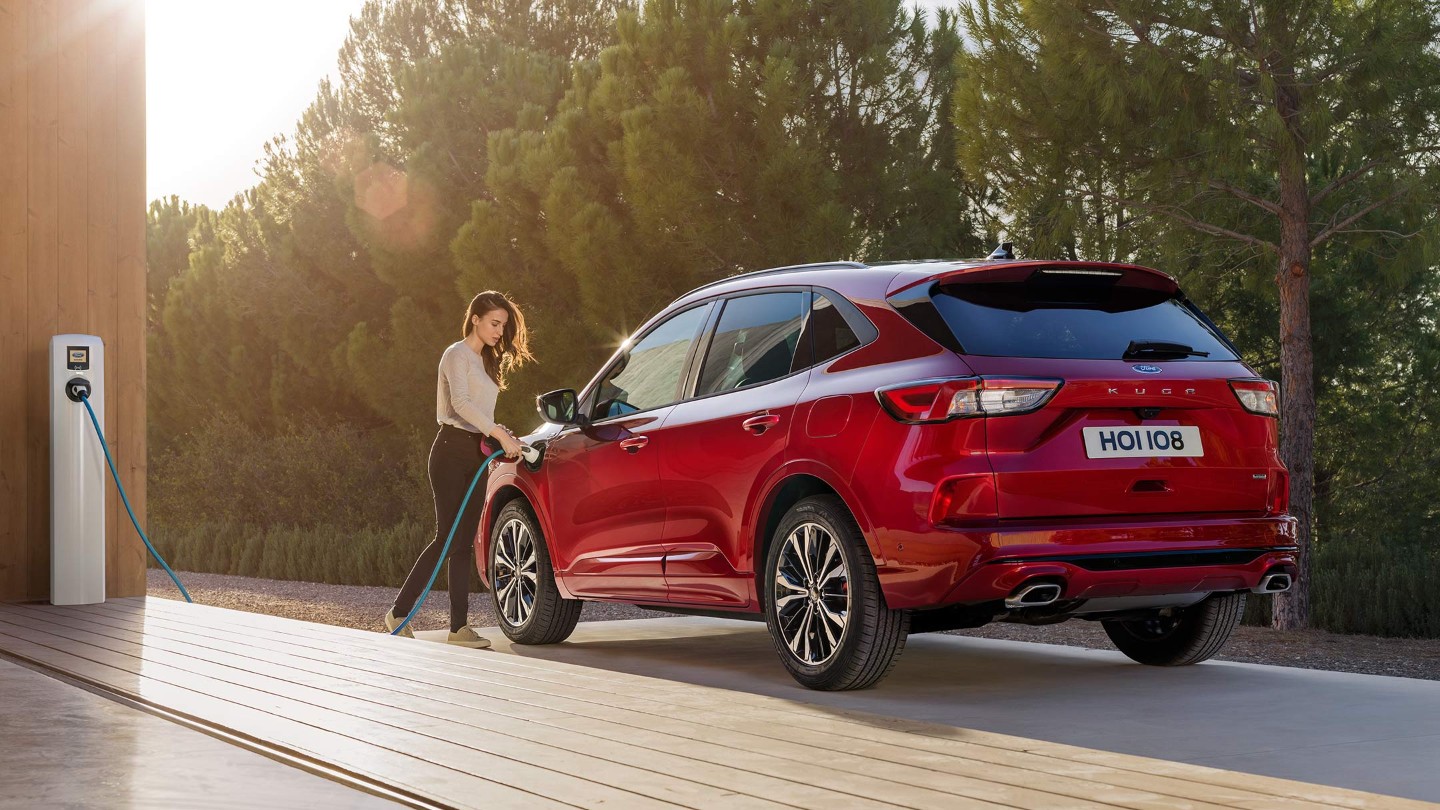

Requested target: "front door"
[{"left": 545, "top": 303, "right": 714, "bottom": 602}]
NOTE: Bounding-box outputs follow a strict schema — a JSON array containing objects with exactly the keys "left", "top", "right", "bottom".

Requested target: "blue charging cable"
[
  {"left": 77, "top": 393, "right": 192, "bottom": 603},
  {"left": 79, "top": 384, "right": 505, "bottom": 628},
  {"left": 390, "top": 447, "right": 505, "bottom": 635}
]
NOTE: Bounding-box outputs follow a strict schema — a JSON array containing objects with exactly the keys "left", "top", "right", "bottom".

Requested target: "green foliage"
[
  {"left": 1250, "top": 534, "right": 1440, "bottom": 638},
  {"left": 146, "top": 407, "right": 447, "bottom": 588},
  {"left": 954, "top": 0, "right": 1440, "bottom": 262},
  {"left": 145, "top": 196, "right": 208, "bottom": 312},
  {"left": 455, "top": 0, "right": 984, "bottom": 422},
  {"left": 146, "top": 0, "right": 626, "bottom": 453},
  {"left": 141, "top": 0, "right": 1440, "bottom": 638},
  {"left": 148, "top": 518, "right": 443, "bottom": 588},
  {"left": 149, "top": 1, "right": 979, "bottom": 439},
  {"left": 149, "top": 411, "right": 429, "bottom": 532},
  {"left": 1311, "top": 538, "right": 1440, "bottom": 638},
  {"left": 954, "top": 0, "right": 1440, "bottom": 629},
  {"left": 1246, "top": 539, "right": 1440, "bottom": 637}
]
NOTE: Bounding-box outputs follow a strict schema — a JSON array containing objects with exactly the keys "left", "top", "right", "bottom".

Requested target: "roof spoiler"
[{"left": 886, "top": 261, "right": 1179, "bottom": 300}]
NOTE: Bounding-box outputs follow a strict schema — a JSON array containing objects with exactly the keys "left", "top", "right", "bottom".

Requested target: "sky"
[
  {"left": 146, "top": 0, "right": 370, "bottom": 209},
  {"left": 146, "top": 0, "right": 956, "bottom": 210}
]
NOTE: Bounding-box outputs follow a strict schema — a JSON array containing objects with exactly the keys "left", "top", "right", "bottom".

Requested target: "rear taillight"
[
  {"left": 1267, "top": 467, "right": 1290, "bottom": 515},
  {"left": 875, "top": 379, "right": 963, "bottom": 422},
  {"left": 876, "top": 377, "right": 1062, "bottom": 423},
  {"left": 1230, "top": 379, "right": 1279, "bottom": 416}
]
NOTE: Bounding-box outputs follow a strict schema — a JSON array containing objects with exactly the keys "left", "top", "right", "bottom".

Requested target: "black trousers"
[{"left": 394, "top": 424, "right": 494, "bottom": 631}]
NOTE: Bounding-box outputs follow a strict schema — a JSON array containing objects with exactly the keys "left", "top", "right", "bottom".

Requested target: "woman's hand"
[{"left": 493, "top": 428, "right": 525, "bottom": 459}]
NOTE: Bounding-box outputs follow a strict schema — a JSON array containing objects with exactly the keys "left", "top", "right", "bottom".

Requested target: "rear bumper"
[
  {"left": 876, "top": 514, "right": 1298, "bottom": 609},
  {"left": 945, "top": 546, "right": 1298, "bottom": 605}
]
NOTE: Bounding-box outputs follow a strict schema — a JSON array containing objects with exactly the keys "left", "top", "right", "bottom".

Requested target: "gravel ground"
[{"left": 147, "top": 569, "right": 1440, "bottom": 681}]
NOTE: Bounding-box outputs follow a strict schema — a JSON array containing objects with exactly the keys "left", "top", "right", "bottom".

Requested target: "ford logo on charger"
[{"left": 1132, "top": 364, "right": 1163, "bottom": 374}]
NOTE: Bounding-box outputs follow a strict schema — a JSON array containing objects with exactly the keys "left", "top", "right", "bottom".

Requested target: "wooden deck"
[{"left": 0, "top": 598, "right": 1424, "bottom": 810}]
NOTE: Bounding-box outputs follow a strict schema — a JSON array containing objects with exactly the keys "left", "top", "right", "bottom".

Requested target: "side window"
[
  {"left": 808, "top": 291, "right": 864, "bottom": 365},
  {"left": 696, "top": 292, "right": 807, "bottom": 396},
  {"left": 593, "top": 304, "right": 711, "bottom": 419}
]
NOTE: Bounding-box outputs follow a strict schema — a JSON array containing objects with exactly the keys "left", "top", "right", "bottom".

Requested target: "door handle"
[
  {"left": 619, "top": 435, "right": 649, "bottom": 453},
  {"left": 742, "top": 414, "right": 781, "bottom": 435}
]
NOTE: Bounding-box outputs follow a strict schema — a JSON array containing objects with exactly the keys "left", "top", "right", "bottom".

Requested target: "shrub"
[
  {"left": 150, "top": 412, "right": 431, "bottom": 531},
  {"left": 147, "top": 517, "right": 489, "bottom": 590},
  {"left": 1311, "top": 537, "right": 1440, "bottom": 638},
  {"left": 1243, "top": 535, "right": 1440, "bottom": 638}
]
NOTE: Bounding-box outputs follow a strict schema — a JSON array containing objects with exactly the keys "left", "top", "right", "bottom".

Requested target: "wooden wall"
[{"left": 1, "top": 0, "right": 146, "bottom": 601}]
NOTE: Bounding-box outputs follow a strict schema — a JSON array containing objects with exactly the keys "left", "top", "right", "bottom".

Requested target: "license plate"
[{"left": 1083, "top": 426, "right": 1203, "bottom": 458}]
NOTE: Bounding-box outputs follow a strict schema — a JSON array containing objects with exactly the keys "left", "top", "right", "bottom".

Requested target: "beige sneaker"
[
  {"left": 383, "top": 608, "right": 414, "bottom": 639},
  {"left": 447, "top": 626, "right": 492, "bottom": 649}
]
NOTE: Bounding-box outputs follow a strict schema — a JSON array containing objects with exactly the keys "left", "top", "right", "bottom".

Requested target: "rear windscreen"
[{"left": 930, "top": 273, "right": 1238, "bottom": 361}]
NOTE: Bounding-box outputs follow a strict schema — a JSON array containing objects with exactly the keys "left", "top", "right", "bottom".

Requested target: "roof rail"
[{"left": 681, "top": 261, "right": 868, "bottom": 299}]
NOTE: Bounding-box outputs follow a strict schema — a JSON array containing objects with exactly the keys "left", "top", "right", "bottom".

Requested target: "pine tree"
[
  {"left": 145, "top": 196, "right": 207, "bottom": 315},
  {"left": 953, "top": 0, "right": 1440, "bottom": 628},
  {"left": 455, "top": 0, "right": 983, "bottom": 427}
]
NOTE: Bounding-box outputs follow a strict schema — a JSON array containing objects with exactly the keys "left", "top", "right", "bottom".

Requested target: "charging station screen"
[{"left": 67, "top": 347, "right": 89, "bottom": 370}]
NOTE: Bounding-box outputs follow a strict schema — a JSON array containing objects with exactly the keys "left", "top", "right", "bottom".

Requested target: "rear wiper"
[{"left": 1123, "top": 340, "right": 1210, "bottom": 359}]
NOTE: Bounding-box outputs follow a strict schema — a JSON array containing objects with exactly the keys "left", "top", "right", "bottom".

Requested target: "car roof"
[{"left": 671, "top": 258, "right": 1177, "bottom": 307}]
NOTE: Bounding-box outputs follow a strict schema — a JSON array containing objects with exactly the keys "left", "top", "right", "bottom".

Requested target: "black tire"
[
  {"left": 1101, "top": 592, "right": 1246, "bottom": 666},
  {"left": 763, "top": 495, "right": 908, "bottom": 690},
  {"left": 489, "top": 500, "right": 581, "bottom": 644}
]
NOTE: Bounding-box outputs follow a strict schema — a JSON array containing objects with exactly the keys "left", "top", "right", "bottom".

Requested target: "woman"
[{"left": 384, "top": 291, "right": 531, "bottom": 648}]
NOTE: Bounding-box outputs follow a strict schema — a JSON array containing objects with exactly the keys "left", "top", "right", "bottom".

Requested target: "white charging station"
[{"left": 50, "top": 334, "right": 106, "bottom": 605}]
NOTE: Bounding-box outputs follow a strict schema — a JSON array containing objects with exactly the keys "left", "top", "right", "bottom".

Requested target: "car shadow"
[{"left": 477, "top": 614, "right": 1440, "bottom": 802}]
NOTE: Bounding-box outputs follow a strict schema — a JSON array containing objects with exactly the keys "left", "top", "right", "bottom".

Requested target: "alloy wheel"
[
  {"left": 773, "top": 522, "right": 850, "bottom": 665},
  {"left": 493, "top": 517, "right": 538, "bottom": 627}
]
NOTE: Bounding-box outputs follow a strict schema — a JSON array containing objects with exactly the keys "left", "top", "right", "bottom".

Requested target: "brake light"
[
  {"left": 876, "top": 377, "right": 1062, "bottom": 423},
  {"left": 875, "top": 379, "right": 964, "bottom": 421},
  {"left": 1267, "top": 467, "right": 1290, "bottom": 515},
  {"left": 1230, "top": 379, "right": 1279, "bottom": 416}
]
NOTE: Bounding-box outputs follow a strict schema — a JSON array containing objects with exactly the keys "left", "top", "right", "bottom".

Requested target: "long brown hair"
[{"left": 462, "top": 291, "right": 533, "bottom": 390}]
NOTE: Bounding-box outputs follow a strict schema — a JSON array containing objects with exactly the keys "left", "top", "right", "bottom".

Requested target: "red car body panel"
[
  {"left": 540, "top": 408, "right": 673, "bottom": 602},
  {"left": 476, "top": 259, "right": 1298, "bottom": 620},
  {"left": 656, "top": 367, "right": 810, "bottom": 607}
]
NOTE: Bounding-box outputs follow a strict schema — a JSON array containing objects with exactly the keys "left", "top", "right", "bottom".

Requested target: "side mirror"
[{"left": 537, "top": 388, "right": 582, "bottom": 426}]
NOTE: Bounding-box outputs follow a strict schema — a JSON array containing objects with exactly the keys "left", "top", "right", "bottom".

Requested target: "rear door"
[
  {"left": 657, "top": 290, "right": 811, "bottom": 606},
  {"left": 922, "top": 266, "right": 1278, "bottom": 519}
]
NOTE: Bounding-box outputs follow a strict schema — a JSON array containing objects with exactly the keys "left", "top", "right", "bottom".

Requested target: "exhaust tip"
[
  {"left": 1005, "top": 581, "right": 1063, "bottom": 609},
  {"left": 1252, "top": 572, "right": 1292, "bottom": 594}
]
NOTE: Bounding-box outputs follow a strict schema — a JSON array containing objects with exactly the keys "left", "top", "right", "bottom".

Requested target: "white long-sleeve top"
[{"left": 436, "top": 340, "right": 498, "bottom": 437}]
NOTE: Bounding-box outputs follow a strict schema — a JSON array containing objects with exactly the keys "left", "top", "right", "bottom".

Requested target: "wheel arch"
[
  {"left": 479, "top": 479, "right": 569, "bottom": 597},
  {"left": 752, "top": 468, "right": 883, "bottom": 609}
]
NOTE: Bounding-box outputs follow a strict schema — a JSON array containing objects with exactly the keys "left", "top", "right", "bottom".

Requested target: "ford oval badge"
[{"left": 1132, "top": 364, "right": 1163, "bottom": 374}]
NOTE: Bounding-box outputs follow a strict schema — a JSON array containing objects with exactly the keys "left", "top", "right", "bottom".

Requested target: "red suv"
[{"left": 478, "top": 252, "right": 1298, "bottom": 690}]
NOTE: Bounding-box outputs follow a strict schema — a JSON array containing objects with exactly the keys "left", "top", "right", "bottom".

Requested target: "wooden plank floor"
[{"left": 0, "top": 598, "right": 1425, "bottom": 810}]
